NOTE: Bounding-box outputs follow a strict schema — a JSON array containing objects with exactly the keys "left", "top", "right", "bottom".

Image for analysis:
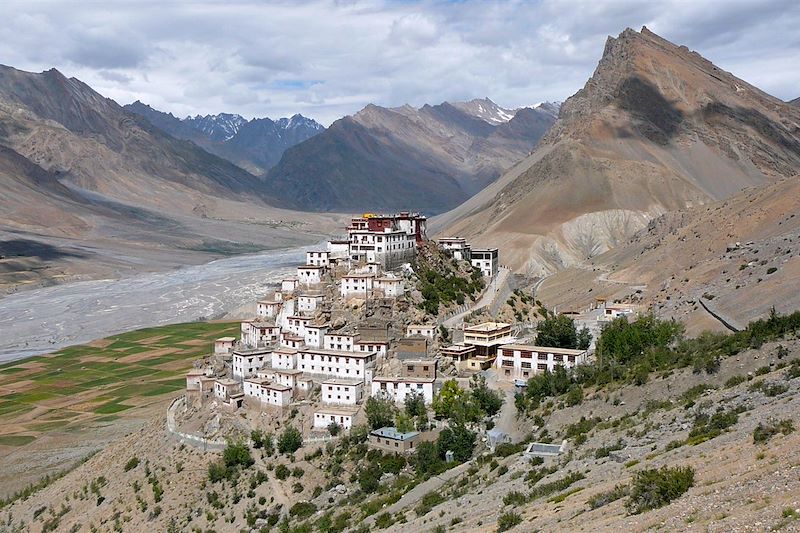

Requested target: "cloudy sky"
[{"left": 2, "top": 0, "right": 798, "bottom": 125}]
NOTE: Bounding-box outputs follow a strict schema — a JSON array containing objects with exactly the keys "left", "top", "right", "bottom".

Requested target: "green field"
[{"left": 0, "top": 321, "right": 239, "bottom": 447}]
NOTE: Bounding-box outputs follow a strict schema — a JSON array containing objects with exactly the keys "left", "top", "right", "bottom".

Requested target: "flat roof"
[
  {"left": 403, "top": 359, "right": 438, "bottom": 365},
  {"left": 322, "top": 378, "right": 364, "bottom": 386},
  {"left": 216, "top": 378, "right": 238, "bottom": 386},
  {"left": 232, "top": 348, "right": 272, "bottom": 356},
  {"left": 274, "top": 368, "right": 302, "bottom": 375},
  {"left": 499, "top": 344, "right": 586, "bottom": 355},
  {"left": 273, "top": 348, "right": 298, "bottom": 355},
  {"left": 243, "top": 377, "right": 270, "bottom": 385},
  {"left": 186, "top": 369, "right": 206, "bottom": 375},
  {"left": 464, "top": 322, "right": 511, "bottom": 332},
  {"left": 315, "top": 406, "right": 360, "bottom": 416},
  {"left": 256, "top": 299, "right": 281, "bottom": 305},
  {"left": 407, "top": 324, "right": 435, "bottom": 329},
  {"left": 370, "top": 426, "right": 419, "bottom": 441},
  {"left": 441, "top": 344, "right": 475, "bottom": 352},
  {"left": 287, "top": 315, "right": 312, "bottom": 320},
  {"left": 264, "top": 383, "right": 292, "bottom": 391},
  {"left": 355, "top": 340, "right": 387, "bottom": 345},
  {"left": 298, "top": 264, "right": 324, "bottom": 270},
  {"left": 306, "top": 323, "right": 330, "bottom": 329},
  {"left": 373, "top": 376, "right": 435, "bottom": 384},
  {"left": 375, "top": 276, "right": 402, "bottom": 282},
  {"left": 216, "top": 337, "right": 236, "bottom": 342},
  {"left": 301, "top": 348, "right": 376, "bottom": 358},
  {"left": 471, "top": 248, "right": 499, "bottom": 253},
  {"left": 342, "top": 273, "right": 375, "bottom": 279}
]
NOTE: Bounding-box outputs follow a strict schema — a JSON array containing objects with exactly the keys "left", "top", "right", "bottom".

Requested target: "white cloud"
[{"left": 0, "top": 0, "right": 797, "bottom": 125}]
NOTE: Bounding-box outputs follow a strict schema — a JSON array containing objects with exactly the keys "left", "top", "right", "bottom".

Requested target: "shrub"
[
  {"left": 223, "top": 440, "right": 254, "bottom": 468},
  {"left": 588, "top": 484, "right": 629, "bottom": 509},
  {"left": 278, "top": 426, "right": 303, "bottom": 454},
  {"left": 753, "top": 419, "right": 795, "bottom": 444},
  {"left": 207, "top": 460, "right": 228, "bottom": 483},
  {"left": 289, "top": 501, "right": 317, "bottom": 519},
  {"left": 687, "top": 408, "right": 741, "bottom": 445},
  {"left": 123, "top": 457, "right": 140, "bottom": 472},
  {"left": 495, "top": 443, "right": 524, "bottom": 457},
  {"left": 767, "top": 267, "right": 778, "bottom": 275},
  {"left": 724, "top": 375, "right": 747, "bottom": 388},
  {"left": 502, "top": 491, "right": 528, "bottom": 506},
  {"left": 275, "top": 464, "right": 290, "bottom": 480},
  {"left": 626, "top": 466, "right": 694, "bottom": 514},
  {"left": 497, "top": 511, "right": 522, "bottom": 531}
]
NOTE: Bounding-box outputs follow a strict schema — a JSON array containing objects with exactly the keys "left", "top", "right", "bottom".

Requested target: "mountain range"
[
  {"left": 124, "top": 101, "right": 325, "bottom": 174},
  {"left": 263, "top": 99, "right": 558, "bottom": 213},
  {"left": 0, "top": 65, "right": 342, "bottom": 294},
  {"left": 433, "top": 27, "right": 800, "bottom": 280}
]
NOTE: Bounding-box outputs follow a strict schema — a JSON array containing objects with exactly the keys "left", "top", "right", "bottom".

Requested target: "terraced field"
[{"left": 0, "top": 320, "right": 238, "bottom": 493}]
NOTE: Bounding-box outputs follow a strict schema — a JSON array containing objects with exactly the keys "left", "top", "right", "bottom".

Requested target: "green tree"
[
  {"left": 431, "top": 379, "right": 467, "bottom": 419},
  {"left": 577, "top": 325, "right": 592, "bottom": 350},
  {"left": 596, "top": 314, "right": 684, "bottom": 366},
  {"left": 223, "top": 440, "right": 254, "bottom": 468},
  {"left": 405, "top": 391, "right": 427, "bottom": 418},
  {"left": 328, "top": 422, "right": 341, "bottom": 436},
  {"left": 277, "top": 426, "right": 303, "bottom": 455},
  {"left": 436, "top": 423, "right": 476, "bottom": 463},
  {"left": 413, "top": 440, "right": 443, "bottom": 476},
  {"left": 535, "top": 314, "right": 579, "bottom": 348},
  {"left": 468, "top": 374, "right": 503, "bottom": 417},
  {"left": 395, "top": 413, "right": 414, "bottom": 433},
  {"left": 365, "top": 395, "right": 397, "bottom": 430},
  {"left": 358, "top": 463, "right": 382, "bottom": 492}
]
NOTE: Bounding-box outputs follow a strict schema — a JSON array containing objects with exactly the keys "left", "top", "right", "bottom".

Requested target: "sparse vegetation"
[
  {"left": 626, "top": 466, "right": 694, "bottom": 514},
  {"left": 496, "top": 511, "right": 522, "bottom": 531},
  {"left": 753, "top": 419, "right": 795, "bottom": 444}
]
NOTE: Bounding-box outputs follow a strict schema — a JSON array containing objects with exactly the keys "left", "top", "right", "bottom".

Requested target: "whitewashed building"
[
  {"left": 232, "top": 349, "right": 271, "bottom": 379},
  {"left": 297, "top": 265, "right": 324, "bottom": 286},
  {"left": 256, "top": 300, "right": 282, "bottom": 318},
  {"left": 322, "top": 378, "right": 364, "bottom": 405},
  {"left": 306, "top": 251, "right": 330, "bottom": 267},
  {"left": 240, "top": 320, "right": 281, "bottom": 348},
  {"left": 214, "top": 379, "right": 241, "bottom": 401},
  {"left": 304, "top": 324, "right": 328, "bottom": 349},
  {"left": 298, "top": 293, "right": 325, "bottom": 314},
  {"left": 438, "top": 237, "right": 471, "bottom": 261},
  {"left": 271, "top": 348, "right": 298, "bottom": 370},
  {"left": 214, "top": 337, "right": 236, "bottom": 355},
  {"left": 355, "top": 340, "right": 388, "bottom": 357},
  {"left": 313, "top": 406, "right": 359, "bottom": 430},
  {"left": 297, "top": 348, "right": 377, "bottom": 381},
  {"left": 324, "top": 333, "right": 358, "bottom": 352},
  {"left": 406, "top": 325, "right": 436, "bottom": 339},
  {"left": 262, "top": 382, "right": 293, "bottom": 407},
  {"left": 374, "top": 276, "right": 404, "bottom": 297},
  {"left": 280, "top": 332, "right": 305, "bottom": 349},
  {"left": 286, "top": 316, "right": 312, "bottom": 337},
  {"left": 281, "top": 278, "right": 299, "bottom": 293},
  {"left": 371, "top": 376, "right": 437, "bottom": 405},
  {"left": 327, "top": 240, "right": 350, "bottom": 261},
  {"left": 495, "top": 344, "right": 588, "bottom": 380},
  {"left": 471, "top": 248, "right": 499, "bottom": 278},
  {"left": 340, "top": 274, "right": 374, "bottom": 298}
]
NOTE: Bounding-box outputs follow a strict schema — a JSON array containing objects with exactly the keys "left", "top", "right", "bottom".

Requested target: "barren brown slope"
[
  {"left": 538, "top": 176, "right": 800, "bottom": 335},
  {"left": 0, "top": 65, "right": 346, "bottom": 293},
  {"left": 265, "top": 99, "right": 556, "bottom": 213},
  {"left": 434, "top": 27, "right": 800, "bottom": 276}
]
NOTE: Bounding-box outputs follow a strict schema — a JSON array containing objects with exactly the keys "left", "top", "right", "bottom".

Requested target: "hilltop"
[{"left": 434, "top": 27, "right": 800, "bottom": 277}]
